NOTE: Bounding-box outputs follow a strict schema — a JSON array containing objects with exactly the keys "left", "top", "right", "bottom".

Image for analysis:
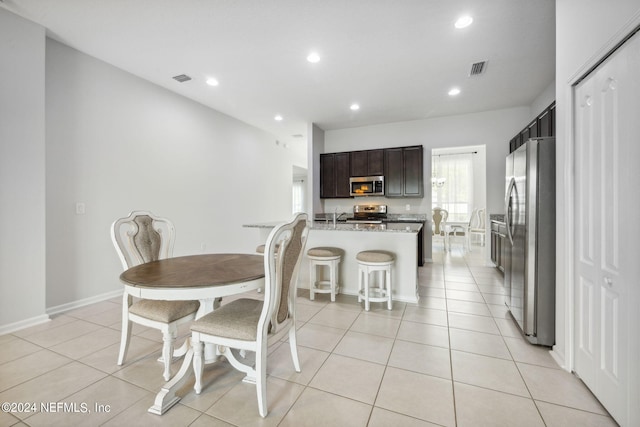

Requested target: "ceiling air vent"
[
  {"left": 172, "top": 74, "right": 192, "bottom": 83},
  {"left": 469, "top": 61, "right": 487, "bottom": 76}
]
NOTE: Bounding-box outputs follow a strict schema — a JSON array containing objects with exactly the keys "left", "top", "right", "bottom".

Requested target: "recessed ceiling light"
[
  {"left": 454, "top": 15, "right": 473, "bottom": 29},
  {"left": 274, "top": 115, "right": 283, "bottom": 121},
  {"left": 448, "top": 87, "right": 461, "bottom": 96},
  {"left": 350, "top": 103, "right": 360, "bottom": 111},
  {"left": 307, "top": 52, "right": 320, "bottom": 63},
  {"left": 206, "top": 77, "right": 219, "bottom": 86}
]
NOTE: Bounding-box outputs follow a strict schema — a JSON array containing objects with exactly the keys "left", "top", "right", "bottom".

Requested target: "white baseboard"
[
  {"left": 0, "top": 314, "right": 51, "bottom": 335},
  {"left": 46, "top": 289, "right": 122, "bottom": 316},
  {"left": 550, "top": 348, "right": 569, "bottom": 372},
  {"left": 1, "top": 289, "right": 123, "bottom": 335}
]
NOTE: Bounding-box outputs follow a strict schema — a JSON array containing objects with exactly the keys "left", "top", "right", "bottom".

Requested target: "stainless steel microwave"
[{"left": 349, "top": 176, "right": 385, "bottom": 197}]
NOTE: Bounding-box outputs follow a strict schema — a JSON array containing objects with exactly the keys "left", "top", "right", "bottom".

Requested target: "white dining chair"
[
  {"left": 190, "top": 213, "right": 309, "bottom": 417},
  {"left": 467, "top": 207, "right": 486, "bottom": 250},
  {"left": 111, "top": 211, "right": 200, "bottom": 381},
  {"left": 432, "top": 207, "right": 449, "bottom": 250}
]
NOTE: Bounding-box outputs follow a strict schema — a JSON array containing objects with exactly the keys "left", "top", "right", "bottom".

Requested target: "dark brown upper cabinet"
[
  {"left": 384, "top": 145, "right": 423, "bottom": 198},
  {"left": 509, "top": 101, "right": 556, "bottom": 153},
  {"left": 350, "top": 149, "right": 384, "bottom": 177},
  {"left": 538, "top": 103, "right": 555, "bottom": 137},
  {"left": 320, "top": 152, "right": 351, "bottom": 198}
]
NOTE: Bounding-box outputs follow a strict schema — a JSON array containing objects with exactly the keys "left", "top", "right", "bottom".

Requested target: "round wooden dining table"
[
  {"left": 119, "top": 253, "right": 265, "bottom": 415},
  {"left": 121, "top": 253, "right": 265, "bottom": 308}
]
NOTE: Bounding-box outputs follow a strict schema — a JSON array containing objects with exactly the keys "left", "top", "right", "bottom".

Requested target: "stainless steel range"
[{"left": 346, "top": 204, "right": 387, "bottom": 224}]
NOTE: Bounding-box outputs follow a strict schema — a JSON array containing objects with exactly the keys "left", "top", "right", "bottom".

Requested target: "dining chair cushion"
[
  {"left": 256, "top": 243, "right": 280, "bottom": 254},
  {"left": 129, "top": 299, "right": 200, "bottom": 323},
  {"left": 191, "top": 298, "right": 263, "bottom": 341}
]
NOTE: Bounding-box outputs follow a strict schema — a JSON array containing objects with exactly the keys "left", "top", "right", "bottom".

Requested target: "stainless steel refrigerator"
[{"left": 504, "top": 137, "right": 555, "bottom": 346}]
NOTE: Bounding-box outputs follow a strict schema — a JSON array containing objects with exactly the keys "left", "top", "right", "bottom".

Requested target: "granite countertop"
[
  {"left": 311, "top": 222, "right": 422, "bottom": 233},
  {"left": 243, "top": 221, "right": 422, "bottom": 233},
  {"left": 384, "top": 213, "right": 428, "bottom": 222},
  {"left": 243, "top": 221, "right": 283, "bottom": 229}
]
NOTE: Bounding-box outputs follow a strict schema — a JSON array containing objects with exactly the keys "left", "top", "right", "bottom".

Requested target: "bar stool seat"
[
  {"left": 307, "top": 247, "right": 344, "bottom": 302},
  {"left": 357, "top": 250, "right": 395, "bottom": 311}
]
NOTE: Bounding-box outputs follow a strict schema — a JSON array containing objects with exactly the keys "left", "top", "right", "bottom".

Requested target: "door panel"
[
  {"left": 600, "top": 287, "right": 619, "bottom": 378},
  {"left": 600, "top": 78, "right": 620, "bottom": 274},
  {"left": 577, "top": 277, "right": 595, "bottom": 359},
  {"left": 573, "top": 28, "right": 640, "bottom": 427}
]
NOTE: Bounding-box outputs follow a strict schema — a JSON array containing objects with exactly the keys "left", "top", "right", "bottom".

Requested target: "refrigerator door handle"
[{"left": 505, "top": 177, "right": 516, "bottom": 245}]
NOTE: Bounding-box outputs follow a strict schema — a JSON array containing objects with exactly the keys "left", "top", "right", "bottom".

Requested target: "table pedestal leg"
[
  {"left": 196, "top": 298, "right": 221, "bottom": 361},
  {"left": 148, "top": 338, "right": 194, "bottom": 415}
]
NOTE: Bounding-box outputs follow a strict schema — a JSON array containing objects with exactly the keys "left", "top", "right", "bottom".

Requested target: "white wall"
[
  {"left": 0, "top": 10, "right": 47, "bottom": 331},
  {"left": 43, "top": 39, "right": 303, "bottom": 310},
  {"left": 308, "top": 123, "right": 325, "bottom": 215},
  {"left": 554, "top": 0, "right": 640, "bottom": 371},
  {"left": 530, "top": 80, "right": 556, "bottom": 121}
]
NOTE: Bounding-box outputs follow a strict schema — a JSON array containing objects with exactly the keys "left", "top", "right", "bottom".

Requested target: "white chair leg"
[
  {"left": 357, "top": 266, "right": 363, "bottom": 303},
  {"left": 309, "top": 262, "right": 316, "bottom": 300},
  {"left": 161, "top": 327, "right": 176, "bottom": 381},
  {"left": 193, "top": 338, "right": 204, "bottom": 394},
  {"left": 117, "top": 319, "right": 132, "bottom": 365},
  {"left": 288, "top": 327, "right": 301, "bottom": 372},
  {"left": 386, "top": 268, "right": 393, "bottom": 310},
  {"left": 117, "top": 293, "right": 132, "bottom": 365},
  {"left": 330, "top": 261, "right": 337, "bottom": 302},
  {"left": 364, "top": 268, "right": 371, "bottom": 312},
  {"left": 256, "top": 348, "right": 268, "bottom": 418}
]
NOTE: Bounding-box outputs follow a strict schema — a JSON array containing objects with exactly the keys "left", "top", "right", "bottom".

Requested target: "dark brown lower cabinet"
[{"left": 490, "top": 221, "right": 506, "bottom": 273}]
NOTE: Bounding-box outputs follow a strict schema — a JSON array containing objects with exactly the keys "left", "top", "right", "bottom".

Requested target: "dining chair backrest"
[
  {"left": 432, "top": 207, "right": 448, "bottom": 235},
  {"left": 261, "top": 213, "right": 309, "bottom": 337},
  {"left": 110, "top": 211, "right": 196, "bottom": 382},
  {"left": 470, "top": 207, "right": 486, "bottom": 231},
  {"left": 111, "top": 210, "right": 176, "bottom": 270},
  {"left": 468, "top": 208, "right": 479, "bottom": 227}
]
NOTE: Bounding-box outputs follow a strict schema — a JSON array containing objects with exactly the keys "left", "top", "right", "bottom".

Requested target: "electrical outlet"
[
  {"left": 200, "top": 243, "right": 207, "bottom": 253},
  {"left": 405, "top": 204, "right": 411, "bottom": 211},
  {"left": 75, "top": 202, "right": 86, "bottom": 215}
]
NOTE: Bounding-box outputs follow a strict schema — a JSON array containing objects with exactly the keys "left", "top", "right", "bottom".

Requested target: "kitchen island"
[{"left": 244, "top": 221, "right": 422, "bottom": 304}]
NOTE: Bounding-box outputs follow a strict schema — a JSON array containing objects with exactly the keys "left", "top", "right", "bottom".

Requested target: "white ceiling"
[{"left": 1, "top": 0, "right": 555, "bottom": 146}]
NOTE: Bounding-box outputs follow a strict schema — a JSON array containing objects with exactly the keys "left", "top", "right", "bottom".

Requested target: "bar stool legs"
[
  {"left": 357, "top": 250, "right": 395, "bottom": 311},
  {"left": 307, "top": 247, "right": 344, "bottom": 302}
]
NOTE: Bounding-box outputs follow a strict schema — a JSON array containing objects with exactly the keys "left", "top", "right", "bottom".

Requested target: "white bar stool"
[
  {"left": 357, "top": 250, "right": 395, "bottom": 311},
  {"left": 307, "top": 247, "right": 344, "bottom": 302}
]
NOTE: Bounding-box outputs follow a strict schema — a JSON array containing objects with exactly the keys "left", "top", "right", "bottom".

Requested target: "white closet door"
[{"left": 574, "top": 29, "right": 640, "bottom": 427}]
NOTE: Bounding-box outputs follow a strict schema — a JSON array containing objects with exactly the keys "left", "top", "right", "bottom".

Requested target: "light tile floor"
[{"left": 0, "top": 245, "right": 619, "bottom": 426}]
